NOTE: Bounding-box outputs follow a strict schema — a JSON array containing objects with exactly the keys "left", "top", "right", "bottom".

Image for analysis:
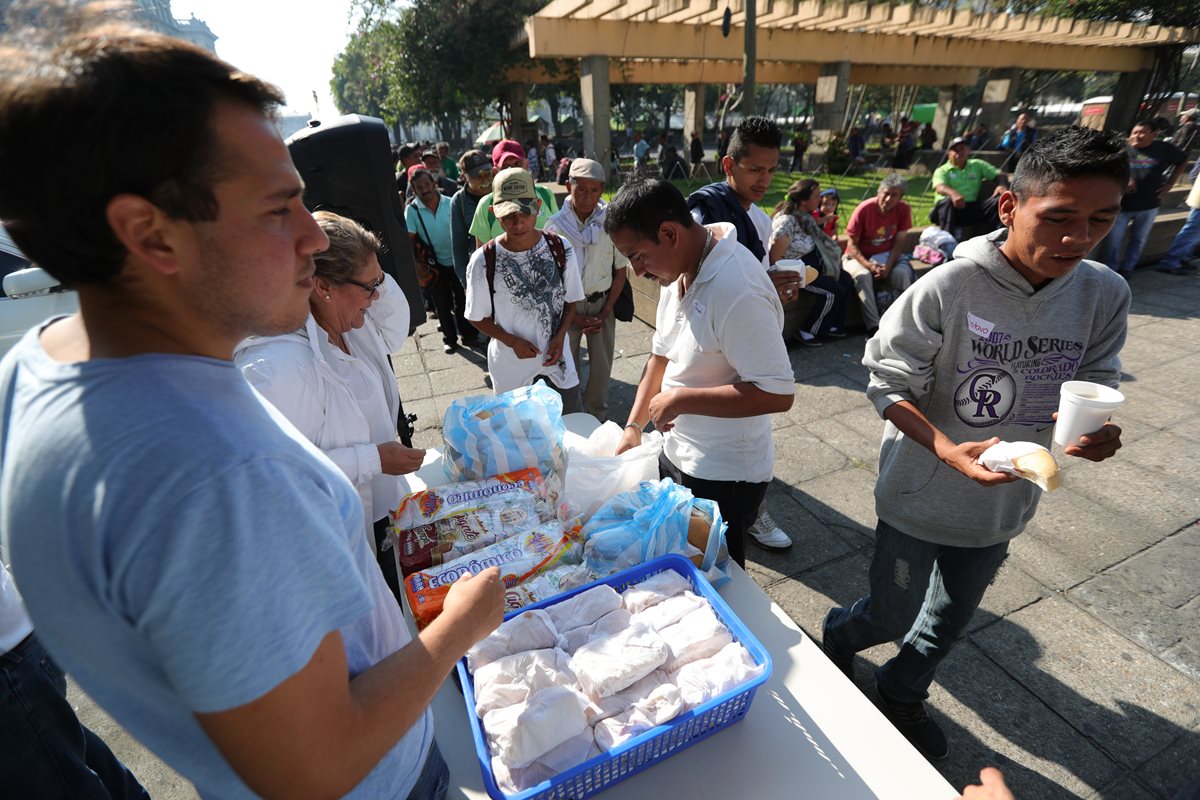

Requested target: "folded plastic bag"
[
  {"left": 404, "top": 521, "right": 583, "bottom": 628},
  {"left": 563, "top": 423, "right": 664, "bottom": 522},
  {"left": 668, "top": 642, "right": 765, "bottom": 710},
  {"left": 593, "top": 683, "right": 684, "bottom": 752},
  {"left": 659, "top": 605, "right": 733, "bottom": 673},
  {"left": 491, "top": 730, "right": 600, "bottom": 795},
  {"left": 483, "top": 685, "right": 589, "bottom": 769},
  {"left": 473, "top": 647, "right": 577, "bottom": 717},
  {"left": 568, "top": 622, "right": 668, "bottom": 699},
  {"left": 545, "top": 584, "right": 622, "bottom": 635},
  {"left": 442, "top": 384, "right": 566, "bottom": 486},
  {"left": 559, "top": 608, "right": 631, "bottom": 656},
  {"left": 467, "top": 608, "right": 559, "bottom": 673},
  {"left": 579, "top": 479, "right": 693, "bottom": 576},
  {"left": 621, "top": 569, "right": 693, "bottom": 614},
  {"left": 390, "top": 468, "right": 552, "bottom": 576}
]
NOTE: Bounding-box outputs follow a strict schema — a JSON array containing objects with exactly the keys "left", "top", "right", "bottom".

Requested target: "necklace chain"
[{"left": 683, "top": 230, "right": 715, "bottom": 295}]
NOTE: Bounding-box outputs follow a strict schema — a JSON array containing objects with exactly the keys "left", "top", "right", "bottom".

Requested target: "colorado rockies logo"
[{"left": 954, "top": 368, "right": 1016, "bottom": 427}]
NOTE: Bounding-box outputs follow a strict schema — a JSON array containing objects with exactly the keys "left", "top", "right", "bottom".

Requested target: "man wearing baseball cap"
[
  {"left": 930, "top": 137, "right": 1009, "bottom": 241},
  {"left": 464, "top": 168, "right": 585, "bottom": 410},
  {"left": 469, "top": 139, "right": 558, "bottom": 247},
  {"left": 544, "top": 159, "right": 630, "bottom": 421},
  {"left": 450, "top": 150, "right": 495, "bottom": 286}
]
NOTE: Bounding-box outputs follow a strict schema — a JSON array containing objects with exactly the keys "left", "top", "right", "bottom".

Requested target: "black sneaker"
[
  {"left": 820, "top": 613, "right": 855, "bottom": 681},
  {"left": 875, "top": 685, "right": 949, "bottom": 760}
]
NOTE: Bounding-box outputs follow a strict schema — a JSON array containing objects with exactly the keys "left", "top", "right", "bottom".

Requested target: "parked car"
[{"left": 0, "top": 225, "right": 78, "bottom": 357}]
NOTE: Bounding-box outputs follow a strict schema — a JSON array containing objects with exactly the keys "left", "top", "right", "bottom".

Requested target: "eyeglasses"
[{"left": 342, "top": 275, "right": 386, "bottom": 298}]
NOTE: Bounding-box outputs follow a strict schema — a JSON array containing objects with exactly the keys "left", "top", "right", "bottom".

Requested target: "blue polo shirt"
[{"left": 405, "top": 194, "right": 454, "bottom": 267}]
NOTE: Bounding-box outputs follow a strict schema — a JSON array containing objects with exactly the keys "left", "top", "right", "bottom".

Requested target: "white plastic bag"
[{"left": 563, "top": 422, "right": 663, "bottom": 522}]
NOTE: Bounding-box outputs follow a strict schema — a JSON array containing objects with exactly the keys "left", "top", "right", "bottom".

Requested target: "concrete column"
[
  {"left": 979, "top": 67, "right": 1021, "bottom": 149},
  {"left": 932, "top": 86, "right": 959, "bottom": 149},
  {"left": 683, "top": 83, "right": 705, "bottom": 150},
  {"left": 808, "top": 60, "right": 850, "bottom": 169},
  {"left": 1108, "top": 69, "right": 1152, "bottom": 135},
  {"left": 580, "top": 55, "right": 612, "bottom": 181}
]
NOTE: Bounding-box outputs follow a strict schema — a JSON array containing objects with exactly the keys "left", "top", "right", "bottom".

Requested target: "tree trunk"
[{"left": 546, "top": 92, "right": 562, "bottom": 139}]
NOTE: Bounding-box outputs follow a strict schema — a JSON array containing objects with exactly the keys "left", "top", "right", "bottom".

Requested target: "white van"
[{"left": 0, "top": 225, "right": 78, "bottom": 358}]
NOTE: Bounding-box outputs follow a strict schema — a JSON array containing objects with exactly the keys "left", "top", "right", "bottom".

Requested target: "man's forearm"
[
  {"left": 553, "top": 302, "right": 576, "bottom": 342},
  {"left": 627, "top": 354, "right": 668, "bottom": 427},
  {"left": 670, "top": 383, "right": 794, "bottom": 418},
  {"left": 885, "top": 233, "right": 908, "bottom": 271},
  {"left": 469, "top": 317, "right": 513, "bottom": 347},
  {"left": 845, "top": 238, "right": 869, "bottom": 267},
  {"left": 883, "top": 399, "right": 957, "bottom": 462}
]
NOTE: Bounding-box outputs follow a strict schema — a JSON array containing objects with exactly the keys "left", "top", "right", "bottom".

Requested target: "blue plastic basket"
[{"left": 457, "top": 553, "right": 773, "bottom": 800}]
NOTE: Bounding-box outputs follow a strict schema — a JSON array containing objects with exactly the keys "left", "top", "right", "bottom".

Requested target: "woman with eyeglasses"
[{"left": 235, "top": 211, "right": 424, "bottom": 600}]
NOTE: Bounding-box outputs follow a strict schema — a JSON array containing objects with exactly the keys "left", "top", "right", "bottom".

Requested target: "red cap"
[
  {"left": 492, "top": 139, "right": 525, "bottom": 170},
  {"left": 407, "top": 164, "right": 431, "bottom": 183}
]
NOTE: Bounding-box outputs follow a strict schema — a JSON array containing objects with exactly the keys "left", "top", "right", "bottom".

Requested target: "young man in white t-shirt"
[
  {"left": 607, "top": 179, "right": 795, "bottom": 567},
  {"left": 465, "top": 168, "right": 586, "bottom": 411},
  {"left": 684, "top": 115, "right": 795, "bottom": 552}
]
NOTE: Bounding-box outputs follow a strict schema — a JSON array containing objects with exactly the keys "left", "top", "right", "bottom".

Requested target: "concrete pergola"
[{"left": 516, "top": 0, "right": 1200, "bottom": 169}]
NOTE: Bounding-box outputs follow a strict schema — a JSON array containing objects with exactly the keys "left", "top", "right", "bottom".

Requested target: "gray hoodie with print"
[{"left": 865, "top": 229, "right": 1131, "bottom": 547}]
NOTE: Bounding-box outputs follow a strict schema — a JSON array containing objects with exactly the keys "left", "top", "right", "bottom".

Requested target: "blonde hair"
[{"left": 312, "top": 211, "right": 381, "bottom": 282}]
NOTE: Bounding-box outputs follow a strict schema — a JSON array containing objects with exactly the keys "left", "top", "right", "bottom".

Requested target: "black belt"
[{"left": 585, "top": 290, "right": 608, "bottom": 303}]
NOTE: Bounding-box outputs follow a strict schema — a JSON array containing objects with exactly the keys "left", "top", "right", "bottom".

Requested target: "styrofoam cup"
[{"left": 1053, "top": 380, "right": 1125, "bottom": 448}]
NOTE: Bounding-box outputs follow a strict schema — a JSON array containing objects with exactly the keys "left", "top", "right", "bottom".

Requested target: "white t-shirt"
[
  {"left": 544, "top": 201, "right": 630, "bottom": 297},
  {"left": 0, "top": 564, "right": 33, "bottom": 653},
  {"left": 652, "top": 222, "right": 795, "bottom": 484},
  {"left": 465, "top": 234, "right": 585, "bottom": 393}
]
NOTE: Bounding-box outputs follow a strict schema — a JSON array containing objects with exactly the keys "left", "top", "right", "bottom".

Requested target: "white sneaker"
[{"left": 749, "top": 510, "right": 792, "bottom": 551}]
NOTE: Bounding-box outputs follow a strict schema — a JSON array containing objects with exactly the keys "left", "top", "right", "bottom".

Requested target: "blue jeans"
[
  {"left": 1099, "top": 208, "right": 1158, "bottom": 273},
  {"left": 1159, "top": 208, "right": 1200, "bottom": 270},
  {"left": 0, "top": 632, "right": 149, "bottom": 800},
  {"left": 405, "top": 740, "right": 449, "bottom": 800},
  {"left": 824, "top": 520, "right": 1009, "bottom": 704}
]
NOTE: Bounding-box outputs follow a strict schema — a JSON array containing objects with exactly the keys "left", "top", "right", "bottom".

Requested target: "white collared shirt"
[{"left": 651, "top": 222, "right": 794, "bottom": 483}]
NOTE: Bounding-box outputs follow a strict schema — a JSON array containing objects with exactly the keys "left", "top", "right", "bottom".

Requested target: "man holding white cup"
[{"left": 822, "top": 127, "right": 1130, "bottom": 761}]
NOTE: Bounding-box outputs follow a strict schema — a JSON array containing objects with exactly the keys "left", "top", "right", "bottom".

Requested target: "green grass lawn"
[{"left": 603, "top": 168, "right": 938, "bottom": 237}]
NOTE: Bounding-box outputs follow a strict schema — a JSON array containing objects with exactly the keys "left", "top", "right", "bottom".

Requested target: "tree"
[
  {"left": 330, "top": 22, "right": 405, "bottom": 138},
  {"left": 336, "top": 0, "right": 548, "bottom": 142}
]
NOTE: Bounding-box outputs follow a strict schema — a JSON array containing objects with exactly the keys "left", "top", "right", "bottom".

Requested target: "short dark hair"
[
  {"left": 1010, "top": 126, "right": 1130, "bottom": 199},
  {"left": 603, "top": 179, "right": 694, "bottom": 243},
  {"left": 727, "top": 116, "right": 782, "bottom": 161},
  {"left": 0, "top": 19, "right": 282, "bottom": 286}
]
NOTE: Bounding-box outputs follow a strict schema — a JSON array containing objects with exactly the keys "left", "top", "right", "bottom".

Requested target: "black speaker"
[{"left": 286, "top": 114, "right": 424, "bottom": 329}]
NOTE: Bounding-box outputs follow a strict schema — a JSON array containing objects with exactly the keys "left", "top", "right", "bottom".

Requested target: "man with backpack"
[{"left": 464, "top": 168, "right": 585, "bottom": 412}]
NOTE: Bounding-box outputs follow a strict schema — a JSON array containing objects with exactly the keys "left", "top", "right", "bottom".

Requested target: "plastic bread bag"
[
  {"left": 977, "top": 440, "right": 1061, "bottom": 492},
  {"left": 580, "top": 479, "right": 693, "bottom": 579},
  {"left": 404, "top": 520, "right": 584, "bottom": 628},
  {"left": 389, "top": 468, "right": 554, "bottom": 576},
  {"left": 441, "top": 384, "right": 567, "bottom": 490},
  {"left": 562, "top": 422, "right": 664, "bottom": 523}
]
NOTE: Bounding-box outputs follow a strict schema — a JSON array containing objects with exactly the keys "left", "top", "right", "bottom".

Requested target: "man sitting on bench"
[{"left": 930, "top": 137, "right": 1009, "bottom": 241}]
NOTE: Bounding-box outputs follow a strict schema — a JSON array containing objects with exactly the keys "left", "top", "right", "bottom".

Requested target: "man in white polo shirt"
[
  {"left": 544, "top": 158, "right": 629, "bottom": 422},
  {"left": 607, "top": 179, "right": 795, "bottom": 567}
]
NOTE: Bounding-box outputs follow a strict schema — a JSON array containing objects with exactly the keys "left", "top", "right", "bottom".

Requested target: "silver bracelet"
[{"left": 624, "top": 422, "right": 643, "bottom": 432}]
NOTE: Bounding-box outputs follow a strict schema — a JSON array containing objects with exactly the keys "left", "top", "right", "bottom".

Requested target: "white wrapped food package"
[
  {"left": 629, "top": 591, "right": 705, "bottom": 632},
  {"left": 473, "top": 648, "right": 577, "bottom": 717},
  {"left": 977, "top": 441, "right": 1060, "bottom": 491},
  {"left": 559, "top": 608, "right": 632, "bottom": 655},
  {"left": 568, "top": 622, "right": 668, "bottom": 699},
  {"left": 545, "top": 584, "right": 623, "bottom": 635},
  {"left": 593, "top": 683, "right": 685, "bottom": 752},
  {"left": 491, "top": 730, "right": 601, "bottom": 795},
  {"left": 467, "top": 608, "right": 559, "bottom": 672},
  {"left": 658, "top": 605, "right": 733, "bottom": 673},
  {"left": 669, "top": 642, "right": 765, "bottom": 709},
  {"left": 583, "top": 670, "right": 670, "bottom": 725},
  {"left": 621, "top": 569, "right": 693, "bottom": 614},
  {"left": 483, "top": 686, "right": 590, "bottom": 769}
]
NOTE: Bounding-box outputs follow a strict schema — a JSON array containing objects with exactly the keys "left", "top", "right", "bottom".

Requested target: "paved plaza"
[{"left": 74, "top": 264, "right": 1198, "bottom": 799}]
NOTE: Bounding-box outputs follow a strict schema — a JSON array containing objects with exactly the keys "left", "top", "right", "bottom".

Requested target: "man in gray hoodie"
[{"left": 821, "top": 126, "right": 1131, "bottom": 761}]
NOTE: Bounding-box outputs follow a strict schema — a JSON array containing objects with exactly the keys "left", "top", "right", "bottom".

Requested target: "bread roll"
[
  {"left": 686, "top": 512, "right": 710, "bottom": 567},
  {"left": 1011, "top": 449, "right": 1061, "bottom": 492}
]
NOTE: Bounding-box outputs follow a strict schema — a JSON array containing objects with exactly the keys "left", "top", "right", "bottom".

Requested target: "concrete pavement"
[{"left": 72, "top": 264, "right": 1199, "bottom": 799}]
